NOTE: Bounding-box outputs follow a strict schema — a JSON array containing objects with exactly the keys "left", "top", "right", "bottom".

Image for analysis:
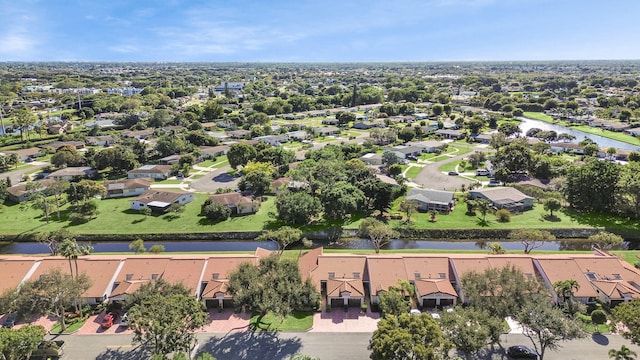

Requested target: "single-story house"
[
  {"left": 104, "top": 178, "right": 152, "bottom": 199},
  {"left": 226, "top": 129, "right": 251, "bottom": 139},
  {"left": 352, "top": 122, "right": 375, "bottom": 130},
  {"left": 406, "top": 140, "right": 443, "bottom": 153},
  {"left": 42, "top": 141, "right": 85, "bottom": 150},
  {"left": 158, "top": 154, "right": 182, "bottom": 165},
  {"left": 388, "top": 145, "right": 423, "bottom": 158},
  {"left": 321, "top": 119, "right": 340, "bottom": 125},
  {"left": 123, "top": 129, "right": 154, "bottom": 140},
  {"left": 314, "top": 126, "right": 340, "bottom": 136},
  {"left": 130, "top": 190, "right": 194, "bottom": 212},
  {"left": 6, "top": 179, "right": 57, "bottom": 203},
  {"left": 127, "top": 164, "right": 172, "bottom": 180},
  {"left": 405, "top": 188, "right": 455, "bottom": 213},
  {"left": 549, "top": 142, "right": 585, "bottom": 155},
  {"left": 435, "top": 129, "right": 466, "bottom": 140},
  {"left": 208, "top": 192, "right": 260, "bottom": 215},
  {"left": 469, "top": 187, "right": 534, "bottom": 212},
  {"left": 46, "top": 122, "right": 71, "bottom": 135},
  {"left": 472, "top": 133, "right": 493, "bottom": 144},
  {"left": 199, "top": 145, "right": 229, "bottom": 159},
  {"left": 286, "top": 130, "right": 308, "bottom": 141},
  {"left": 47, "top": 167, "right": 97, "bottom": 181},
  {"left": 360, "top": 153, "right": 383, "bottom": 166},
  {"left": 85, "top": 135, "right": 118, "bottom": 147},
  {"left": 5, "top": 147, "right": 42, "bottom": 161},
  {"left": 256, "top": 135, "right": 289, "bottom": 147}
]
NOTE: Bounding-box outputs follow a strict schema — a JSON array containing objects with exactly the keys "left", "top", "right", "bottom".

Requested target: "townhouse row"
[{"left": 1, "top": 247, "right": 638, "bottom": 310}]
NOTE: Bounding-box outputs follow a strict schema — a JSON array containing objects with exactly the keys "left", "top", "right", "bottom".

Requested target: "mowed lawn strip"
[{"left": 250, "top": 311, "right": 313, "bottom": 331}]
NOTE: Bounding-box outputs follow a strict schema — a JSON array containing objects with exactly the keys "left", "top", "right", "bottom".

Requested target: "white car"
[{"left": 119, "top": 313, "right": 128, "bottom": 327}]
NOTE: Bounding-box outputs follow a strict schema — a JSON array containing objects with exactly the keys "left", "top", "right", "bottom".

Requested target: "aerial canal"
[
  {"left": 518, "top": 117, "right": 640, "bottom": 151},
  {"left": 0, "top": 238, "right": 630, "bottom": 255}
]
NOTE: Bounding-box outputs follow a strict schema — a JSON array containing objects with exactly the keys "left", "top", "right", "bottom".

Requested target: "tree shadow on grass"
[
  {"left": 476, "top": 217, "right": 491, "bottom": 227},
  {"left": 199, "top": 331, "right": 302, "bottom": 360},
  {"left": 542, "top": 214, "right": 561, "bottom": 222}
]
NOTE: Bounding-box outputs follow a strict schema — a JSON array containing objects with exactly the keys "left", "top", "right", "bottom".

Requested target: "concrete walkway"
[{"left": 505, "top": 316, "right": 524, "bottom": 334}]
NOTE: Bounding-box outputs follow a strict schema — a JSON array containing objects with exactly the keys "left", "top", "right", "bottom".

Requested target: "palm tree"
[
  {"left": 553, "top": 279, "right": 580, "bottom": 314},
  {"left": 609, "top": 345, "right": 637, "bottom": 360},
  {"left": 58, "top": 238, "right": 80, "bottom": 278}
]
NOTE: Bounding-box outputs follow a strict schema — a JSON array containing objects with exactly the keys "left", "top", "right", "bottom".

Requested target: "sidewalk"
[{"left": 309, "top": 308, "right": 380, "bottom": 333}]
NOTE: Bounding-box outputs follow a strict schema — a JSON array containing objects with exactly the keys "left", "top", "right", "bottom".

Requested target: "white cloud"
[{"left": 0, "top": 34, "right": 36, "bottom": 54}]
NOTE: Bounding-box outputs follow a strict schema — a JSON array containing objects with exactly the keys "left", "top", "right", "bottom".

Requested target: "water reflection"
[
  {"left": 519, "top": 117, "right": 640, "bottom": 151},
  {"left": 0, "top": 238, "right": 633, "bottom": 255}
]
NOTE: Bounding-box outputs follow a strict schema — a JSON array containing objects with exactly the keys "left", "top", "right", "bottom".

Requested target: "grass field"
[
  {"left": 404, "top": 166, "right": 422, "bottom": 180},
  {"left": 523, "top": 112, "right": 554, "bottom": 122},
  {"left": 386, "top": 201, "right": 596, "bottom": 230},
  {"left": 0, "top": 194, "right": 277, "bottom": 235}
]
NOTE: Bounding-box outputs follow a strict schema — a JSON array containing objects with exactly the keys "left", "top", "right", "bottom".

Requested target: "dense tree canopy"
[{"left": 369, "top": 313, "right": 445, "bottom": 360}]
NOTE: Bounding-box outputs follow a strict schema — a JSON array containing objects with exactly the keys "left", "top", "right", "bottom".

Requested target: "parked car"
[
  {"left": 448, "top": 171, "right": 459, "bottom": 176},
  {"left": 507, "top": 345, "right": 538, "bottom": 359},
  {"left": 476, "top": 169, "right": 490, "bottom": 176},
  {"left": 2, "top": 311, "right": 17, "bottom": 328},
  {"left": 101, "top": 312, "right": 116, "bottom": 329},
  {"left": 31, "top": 340, "right": 65, "bottom": 359},
  {"left": 119, "top": 312, "right": 128, "bottom": 327}
]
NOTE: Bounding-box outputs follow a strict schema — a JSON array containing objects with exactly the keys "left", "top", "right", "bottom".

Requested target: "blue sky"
[{"left": 1, "top": 0, "right": 638, "bottom": 62}]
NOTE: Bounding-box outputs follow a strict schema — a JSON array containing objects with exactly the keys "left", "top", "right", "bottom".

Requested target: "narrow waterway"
[
  {"left": 0, "top": 238, "right": 632, "bottom": 255},
  {"left": 518, "top": 117, "right": 640, "bottom": 151}
]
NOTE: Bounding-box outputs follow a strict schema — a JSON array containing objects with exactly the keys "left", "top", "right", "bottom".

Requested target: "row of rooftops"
[{"left": 2, "top": 248, "right": 639, "bottom": 305}]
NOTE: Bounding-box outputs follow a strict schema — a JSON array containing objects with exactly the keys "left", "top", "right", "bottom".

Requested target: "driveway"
[
  {"left": 76, "top": 313, "right": 133, "bottom": 335},
  {"left": 309, "top": 308, "right": 380, "bottom": 333},
  {"left": 2, "top": 161, "right": 50, "bottom": 184},
  {"left": 199, "top": 309, "right": 251, "bottom": 334}
]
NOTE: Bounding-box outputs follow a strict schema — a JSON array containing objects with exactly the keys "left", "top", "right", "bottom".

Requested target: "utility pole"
[{"left": 0, "top": 102, "right": 5, "bottom": 136}]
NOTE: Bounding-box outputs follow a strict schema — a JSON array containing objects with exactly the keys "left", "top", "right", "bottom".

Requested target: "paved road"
[
  {"left": 188, "top": 165, "right": 241, "bottom": 193},
  {"left": 412, "top": 146, "right": 491, "bottom": 191},
  {"left": 54, "top": 331, "right": 640, "bottom": 360},
  {"left": 57, "top": 332, "right": 373, "bottom": 360},
  {"left": 2, "top": 161, "right": 49, "bottom": 184}
]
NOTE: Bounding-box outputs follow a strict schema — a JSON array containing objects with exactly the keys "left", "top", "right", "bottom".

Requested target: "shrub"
[
  {"left": 495, "top": 209, "right": 511, "bottom": 222},
  {"left": 361, "top": 304, "right": 368, "bottom": 312},
  {"left": 201, "top": 199, "right": 231, "bottom": 222},
  {"left": 591, "top": 309, "right": 607, "bottom": 326}
]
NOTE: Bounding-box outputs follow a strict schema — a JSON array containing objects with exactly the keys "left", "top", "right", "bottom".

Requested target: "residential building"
[
  {"left": 6, "top": 179, "right": 57, "bottom": 203},
  {"left": 469, "top": 187, "right": 534, "bottom": 212},
  {"left": 104, "top": 178, "right": 152, "bottom": 199},
  {"left": 130, "top": 190, "right": 194, "bottom": 212},
  {"left": 47, "top": 167, "right": 97, "bottom": 181},
  {"left": 405, "top": 188, "right": 455, "bottom": 213},
  {"left": 127, "top": 164, "right": 172, "bottom": 180},
  {"left": 208, "top": 192, "right": 260, "bottom": 215}
]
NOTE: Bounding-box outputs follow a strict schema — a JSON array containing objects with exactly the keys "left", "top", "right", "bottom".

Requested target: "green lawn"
[
  {"left": 199, "top": 157, "right": 229, "bottom": 168},
  {"left": 49, "top": 317, "right": 87, "bottom": 334},
  {"left": 523, "top": 112, "right": 554, "bottom": 122},
  {"left": 404, "top": 166, "right": 422, "bottom": 180},
  {"left": 250, "top": 311, "right": 313, "bottom": 331},
  {"left": 0, "top": 194, "right": 277, "bottom": 235},
  {"left": 387, "top": 201, "right": 591, "bottom": 230}
]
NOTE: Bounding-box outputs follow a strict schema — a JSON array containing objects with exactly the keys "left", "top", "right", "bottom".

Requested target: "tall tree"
[
  {"left": 563, "top": 158, "right": 620, "bottom": 213},
  {"left": 275, "top": 191, "right": 322, "bottom": 226},
  {"left": 588, "top": 231, "right": 625, "bottom": 250},
  {"left": 613, "top": 298, "right": 640, "bottom": 345},
  {"left": 227, "top": 143, "right": 257, "bottom": 169},
  {"left": 227, "top": 256, "right": 320, "bottom": 324},
  {"left": 256, "top": 226, "right": 302, "bottom": 255},
  {"left": 517, "top": 297, "right": 585, "bottom": 360},
  {"left": 399, "top": 199, "right": 418, "bottom": 223},
  {"left": 0, "top": 325, "right": 46, "bottom": 360},
  {"left": 510, "top": 229, "right": 556, "bottom": 254},
  {"left": 461, "top": 265, "right": 545, "bottom": 320},
  {"left": 129, "top": 293, "right": 208, "bottom": 357},
  {"left": 359, "top": 218, "right": 398, "bottom": 254},
  {"left": 9, "top": 269, "right": 91, "bottom": 332},
  {"left": 553, "top": 279, "right": 580, "bottom": 315},
  {"left": 320, "top": 181, "right": 365, "bottom": 221},
  {"left": 440, "top": 306, "right": 504, "bottom": 359},
  {"left": 369, "top": 313, "right": 445, "bottom": 360}
]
